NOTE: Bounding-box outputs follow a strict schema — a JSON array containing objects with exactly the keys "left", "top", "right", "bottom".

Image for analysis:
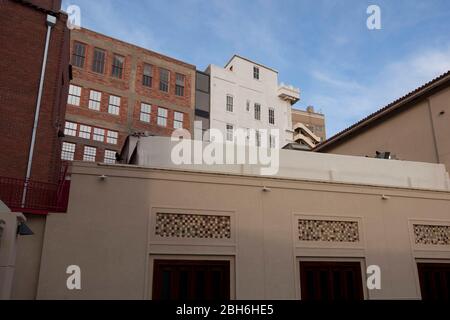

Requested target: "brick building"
[
  {"left": 63, "top": 28, "right": 196, "bottom": 163},
  {"left": 0, "top": 0, "right": 70, "bottom": 184}
]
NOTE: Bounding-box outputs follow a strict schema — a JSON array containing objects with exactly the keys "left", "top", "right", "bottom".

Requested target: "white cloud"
[{"left": 310, "top": 45, "right": 450, "bottom": 136}]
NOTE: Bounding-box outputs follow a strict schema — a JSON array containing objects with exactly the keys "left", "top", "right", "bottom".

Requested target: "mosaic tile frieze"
[
  {"left": 298, "top": 219, "right": 359, "bottom": 242},
  {"left": 413, "top": 224, "right": 450, "bottom": 245},
  {"left": 155, "top": 213, "right": 231, "bottom": 239}
]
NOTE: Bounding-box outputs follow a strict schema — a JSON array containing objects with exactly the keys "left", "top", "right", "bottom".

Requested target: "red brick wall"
[
  {"left": 0, "top": 0, "right": 69, "bottom": 183},
  {"left": 63, "top": 28, "right": 196, "bottom": 162}
]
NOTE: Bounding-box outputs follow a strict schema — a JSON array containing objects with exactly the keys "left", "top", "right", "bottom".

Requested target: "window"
[
  {"left": 112, "top": 54, "right": 124, "bottom": 78},
  {"left": 143, "top": 64, "right": 153, "bottom": 87},
  {"left": 157, "top": 107, "right": 168, "bottom": 127},
  {"left": 175, "top": 73, "right": 185, "bottom": 96},
  {"left": 107, "top": 130, "right": 118, "bottom": 144},
  {"left": 104, "top": 150, "right": 116, "bottom": 164},
  {"left": 226, "top": 124, "right": 234, "bottom": 141},
  {"left": 253, "top": 66, "right": 259, "bottom": 80},
  {"left": 254, "top": 103, "right": 261, "bottom": 120},
  {"left": 417, "top": 263, "right": 450, "bottom": 300},
  {"left": 174, "top": 112, "right": 183, "bottom": 129},
  {"left": 61, "top": 142, "right": 75, "bottom": 161},
  {"left": 88, "top": 90, "right": 102, "bottom": 111},
  {"left": 256, "top": 130, "right": 261, "bottom": 147},
  {"left": 93, "top": 128, "right": 105, "bottom": 142},
  {"left": 140, "top": 103, "right": 151, "bottom": 123},
  {"left": 246, "top": 100, "right": 250, "bottom": 112},
  {"left": 64, "top": 121, "right": 77, "bottom": 137},
  {"left": 68, "top": 85, "right": 81, "bottom": 106},
  {"left": 78, "top": 125, "right": 91, "bottom": 139},
  {"left": 152, "top": 260, "right": 230, "bottom": 300},
  {"left": 108, "top": 95, "right": 120, "bottom": 115},
  {"left": 83, "top": 146, "right": 96, "bottom": 162},
  {"left": 269, "top": 135, "right": 276, "bottom": 148},
  {"left": 299, "top": 261, "right": 364, "bottom": 300},
  {"left": 226, "top": 95, "right": 233, "bottom": 112},
  {"left": 72, "top": 42, "right": 86, "bottom": 68},
  {"left": 269, "top": 108, "right": 275, "bottom": 125},
  {"left": 92, "top": 48, "right": 106, "bottom": 74},
  {"left": 159, "top": 68, "right": 170, "bottom": 92}
]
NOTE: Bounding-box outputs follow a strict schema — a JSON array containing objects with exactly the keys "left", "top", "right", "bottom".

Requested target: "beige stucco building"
[
  {"left": 314, "top": 71, "right": 450, "bottom": 171},
  {"left": 7, "top": 136, "right": 450, "bottom": 300}
]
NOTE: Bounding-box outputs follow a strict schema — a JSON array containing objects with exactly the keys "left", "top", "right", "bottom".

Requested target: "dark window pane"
[
  {"left": 92, "top": 48, "right": 105, "bottom": 74},
  {"left": 159, "top": 68, "right": 169, "bottom": 92},
  {"left": 179, "top": 270, "right": 189, "bottom": 300},
  {"left": 143, "top": 64, "right": 152, "bottom": 87},
  {"left": 72, "top": 42, "right": 86, "bottom": 68},
  {"left": 112, "top": 55, "right": 124, "bottom": 78},
  {"left": 162, "top": 270, "right": 171, "bottom": 300}
]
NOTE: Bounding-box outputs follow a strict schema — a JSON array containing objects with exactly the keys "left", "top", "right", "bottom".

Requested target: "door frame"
[
  {"left": 147, "top": 255, "right": 235, "bottom": 300},
  {"left": 296, "top": 257, "right": 368, "bottom": 300}
]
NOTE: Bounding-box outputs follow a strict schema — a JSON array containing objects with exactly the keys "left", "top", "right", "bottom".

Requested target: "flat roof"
[{"left": 119, "top": 136, "right": 450, "bottom": 192}]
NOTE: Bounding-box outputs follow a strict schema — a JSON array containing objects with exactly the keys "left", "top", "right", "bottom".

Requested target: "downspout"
[{"left": 22, "top": 14, "right": 58, "bottom": 208}]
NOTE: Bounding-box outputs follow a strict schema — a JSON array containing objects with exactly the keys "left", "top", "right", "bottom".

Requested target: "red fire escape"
[{"left": 0, "top": 162, "right": 71, "bottom": 215}]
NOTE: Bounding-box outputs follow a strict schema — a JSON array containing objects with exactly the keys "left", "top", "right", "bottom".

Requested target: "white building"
[{"left": 205, "top": 55, "right": 299, "bottom": 148}]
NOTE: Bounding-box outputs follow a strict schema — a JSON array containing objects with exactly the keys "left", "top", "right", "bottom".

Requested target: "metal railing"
[{"left": 0, "top": 163, "right": 71, "bottom": 214}]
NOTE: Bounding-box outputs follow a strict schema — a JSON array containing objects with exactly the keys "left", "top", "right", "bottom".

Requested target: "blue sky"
[{"left": 61, "top": 0, "right": 450, "bottom": 137}]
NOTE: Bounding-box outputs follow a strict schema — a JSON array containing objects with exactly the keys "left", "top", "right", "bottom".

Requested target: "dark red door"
[
  {"left": 300, "top": 261, "right": 364, "bottom": 300},
  {"left": 152, "top": 260, "right": 230, "bottom": 300},
  {"left": 417, "top": 263, "right": 450, "bottom": 300}
]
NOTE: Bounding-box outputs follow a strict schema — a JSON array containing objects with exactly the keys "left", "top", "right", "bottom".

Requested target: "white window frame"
[
  {"left": 104, "top": 150, "right": 116, "bottom": 164},
  {"left": 78, "top": 125, "right": 92, "bottom": 140},
  {"left": 107, "top": 130, "right": 118, "bottom": 144},
  {"left": 88, "top": 90, "right": 102, "bottom": 111},
  {"left": 269, "top": 134, "right": 276, "bottom": 148},
  {"left": 269, "top": 108, "right": 275, "bottom": 125},
  {"left": 61, "top": 142, "right": 76, "bottom": 161},
  {"left": 140, "top": 103, "right": 151, "bottom": 123},
  {"left": 64, "top": 121, "right": 77, "bottom": 137},
  {"left": 68, "top": 84, "right": 81, "bottom": 106},
  {"left": 226, "top": 95, "right": 233, "bottom": 112},
  {"left": 226, "top": 124, "right": 234, "bottom": 142},
  {"left": 83, "top": 146, "right": 97, "bottom": 162},
  {"left": 157, "top": 107, "right": 168, "bottom": 127},
  {"left": 108, "top": 95, "right": 121, "bottom": 115},
  {"left": 93, "top": 128, "right": 105, "bottom": 142},
  {"left": 253, "top": 66, "right": 260, "bottom": 80},
  {"left": 254, "top": 103, "right": 261, "bottom": 120},
  {"left": 256, "top": 130, "right": 261, "bottom": 147},
  {"left": 174, "top": 111, "right": 183, "bottom": 129}
]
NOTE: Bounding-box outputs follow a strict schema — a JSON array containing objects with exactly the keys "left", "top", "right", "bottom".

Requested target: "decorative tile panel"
[
  {"left": 298, "top": 219, "right": 359, "bottom": 242},
  {"left": 155, "top": 213, "right": 231, "bottom": 239},
  {"left": 413, "top": 224, "right": 450, "bottom": 245}
]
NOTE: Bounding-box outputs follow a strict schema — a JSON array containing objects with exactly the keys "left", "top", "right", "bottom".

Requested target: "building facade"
[
  {"left": 63, "top": 28, "right": 196, "bottom": 164},
  {"left": 11, "top": 137, "right": 450, "bottom": 300},
  {"left": 314, "top": 71, "right": 450, "bottom": 171},
  {"left": 206, "top": 55, "right": 299, "bottom": 148},
  {"left": 0, "top": 0, "right": 70, "bottom": 183},
  {"left": 291, "top": 106, "right": 326, "bottom": 148},
  {"left": 194, "top": 70, "right": 211, "bottom": 139}
]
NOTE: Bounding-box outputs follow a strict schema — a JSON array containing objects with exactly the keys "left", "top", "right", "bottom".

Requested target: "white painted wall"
[{"left": 207, "top": 56, "right": 294, "bottom": 147}]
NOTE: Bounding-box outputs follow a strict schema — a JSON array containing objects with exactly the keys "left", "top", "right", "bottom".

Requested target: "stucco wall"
[{"left": 34, "top": 162, "right": 450, "bottom": 299}]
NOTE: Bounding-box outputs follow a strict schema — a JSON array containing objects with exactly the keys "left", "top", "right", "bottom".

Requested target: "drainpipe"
[{"left": 22, "top": 14, "right": 58, "bottom": 208}]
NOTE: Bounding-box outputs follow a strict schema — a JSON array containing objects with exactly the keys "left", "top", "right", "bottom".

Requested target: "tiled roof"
[{"left": 313, "top": 70, "right": 450, "bottom": 151}]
